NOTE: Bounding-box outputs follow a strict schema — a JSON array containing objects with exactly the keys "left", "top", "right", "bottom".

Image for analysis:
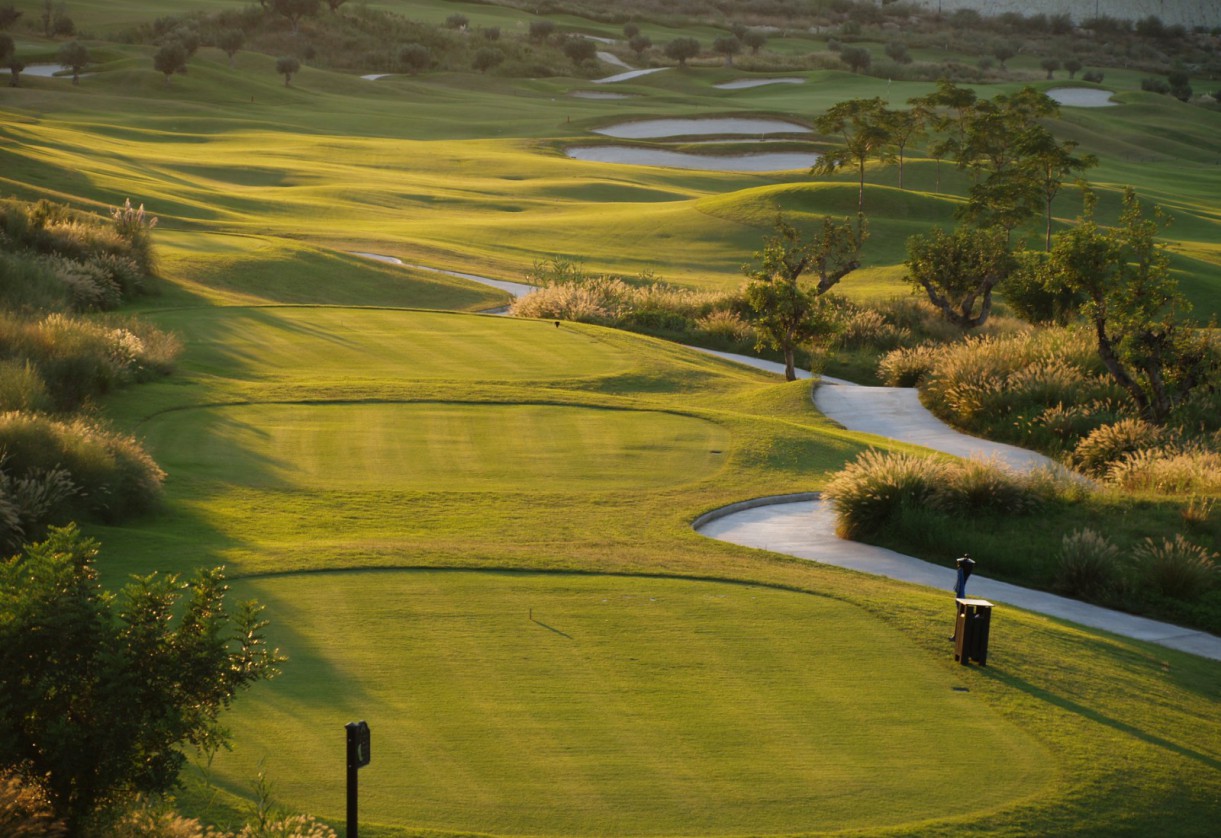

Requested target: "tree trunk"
[{"left": 783, "top": 346, "right": 796, "bottom": 381}]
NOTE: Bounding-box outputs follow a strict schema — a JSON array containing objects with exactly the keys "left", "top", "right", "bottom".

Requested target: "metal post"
[
  {"left": 346, "top": 723, "right": 359, "bottom": 838},
  {"left": 345, "top": 721, "right": 370, "bottom": 838}
]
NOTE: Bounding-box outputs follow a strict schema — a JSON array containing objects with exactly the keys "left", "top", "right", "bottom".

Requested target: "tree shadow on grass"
[{"left": 981, "top": 666, "right": 1221, "bottom": 772}]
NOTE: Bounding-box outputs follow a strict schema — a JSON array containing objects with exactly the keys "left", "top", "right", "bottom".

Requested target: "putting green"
[
  {"left": 141, "top": 402, "right": 729, "bottom": 492},
  {"left": 206, "top": 571, "right": 1051, "bottom": 836},
  {"left": 144, "top": 307, "right": 634, "bottom": 383}
]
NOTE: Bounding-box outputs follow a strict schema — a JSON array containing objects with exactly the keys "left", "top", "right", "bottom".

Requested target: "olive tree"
[
  {"left": 1043, "top": 189, "right": 1216, "bottom": 423},
  {"left": 904, "top": 224, "right": 1015, "bottom": 329},
  {"left": 270, "top": 0, "right": 319, "bottom": 34},
  {"left": 56, "top": 40, "right": 88, "bottom": 85},
  {"left": 0, "top": 525, "right": 282, "bottom": 834},
  {"left": 398, "top": 42, "right": 430, "bottom": 75},
  {"left": 664, "top": 36, "right": 699, "bottom": 66},
  {"left": 216, "top": 28, "right": 244, "bottom": 68},
  {"left": 712, "top": 35, "right": 741, "bottom": 66},
  {"left": 275, "top": 54, "right": 300, "bottom": 85},
  {"left": 153, "top": 40, "right": 187, "bottom": 85},
  {"left": 743, "top": 214, "right": 864, "bottom": 380},
  {"left": 812, "top": 97, "right": 891, "bottom": 218}
]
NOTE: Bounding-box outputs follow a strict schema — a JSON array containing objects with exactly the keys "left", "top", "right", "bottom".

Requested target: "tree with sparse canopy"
[
  {"left": 0, "top": 525, "right": 282, "bottom": 834},
  {"left": 904, "top": 224, "right": 1015, "bottom": 329},
  {"left": 712, "top": 35, "right": 741, "bottom": 66},
  {"left": 1040, "top": 56, "right": 1061, "bottom": 78},
  {"left": 216, "top": 28, "right": 244, "bottom": 68},
  {"left": 529, "top": 19, "right": 555, "bottom": 42},
  {"left": 812, "top": 97, "right": 891, "bottom": 218},
  {"left": 664, "top": 36, "right": 699, "bottom": 66},
  {"left": 153, "top": 40, "right": 188, "bottom": 85},
  {"left": 1042, "top": 188, "right": 1216, "bottom": 423},
  {"left": 628, "top": 34, "right": 651, "bottom": 57},
  {"left": 743, "top": 214, "right": 865, "bottom": 380},
  {"left": 1064, "top": 57, "right": 1082, "bottom": 78},
  {"left": 276, "top": 54, "right": 300, "bottom": 85},
  {"left": 56, "top": 40, "right": 88, "bottom": 85},
  {"left": 270, "top": 0, "right": 319, "bottom": 34}
]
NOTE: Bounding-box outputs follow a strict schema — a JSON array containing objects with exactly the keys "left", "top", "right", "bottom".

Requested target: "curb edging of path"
[{"left": 691, "top": 492, "right": 819, "bottom": 531}]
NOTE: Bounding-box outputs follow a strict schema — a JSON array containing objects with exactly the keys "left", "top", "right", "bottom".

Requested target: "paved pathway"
[
  {"left": 348, "top": 254, "right": 1221, "bottom": 661},
  {"left": 692, "top": 349, "right": 1221, "bottom": 662}
]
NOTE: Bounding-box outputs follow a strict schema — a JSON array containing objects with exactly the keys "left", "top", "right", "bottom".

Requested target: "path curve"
[{"left": 348, "top": 254, "right": 1221, "bottom": 661}]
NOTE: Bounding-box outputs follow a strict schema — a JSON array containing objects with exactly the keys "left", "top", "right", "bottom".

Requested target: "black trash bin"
[{"left": 954, "top": 598, "right": 993, "bottom": 666}]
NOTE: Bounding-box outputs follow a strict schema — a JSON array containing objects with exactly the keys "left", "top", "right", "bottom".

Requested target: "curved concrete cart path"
[
  {"left": 692, "top": 349, "right": 1221, "bottom": 662},
  {"left": 346, "top": 255, "right": 1221, "bottom": 661}
]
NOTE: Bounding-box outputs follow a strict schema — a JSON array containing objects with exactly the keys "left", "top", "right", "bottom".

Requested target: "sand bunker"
[
  {"left": 593, "top": 68, "right": 669, "bottom": 84},
  {"left": 571, "top": 91, "right": 633, "bottom": 100},
  {"left": 566, "top": 146, "right": 817, "bottom": 172},
  {"left": 596, "top": 51, "right": 632, "bottom": 71},
  {"left": 1048, "top": 88, "right": 1116, "bottom": 107},
  {"left": 361, "top": 73, "right": 392, "bottom": 81},
  {"left": 715, "top": 78, "right": 805, "bottom": 90},
  {"left": 595, "top": 117, "right": 810, "bottom": 139}
]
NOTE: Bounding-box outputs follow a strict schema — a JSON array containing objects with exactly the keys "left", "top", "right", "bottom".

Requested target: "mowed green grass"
[
  {"left": 141, "top": 402, "right": 729, "bottom": 492},
  {"left": 202, "top": 572, "right": 1050, "bottom": 837},
  {"left": 2, "top": 32, "right": 1217, "bottom": 305}
]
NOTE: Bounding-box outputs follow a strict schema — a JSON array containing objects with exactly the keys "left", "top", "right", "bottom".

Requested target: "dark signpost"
[{"left": 345, "top": 721, "right": 371, "bottom": 837}]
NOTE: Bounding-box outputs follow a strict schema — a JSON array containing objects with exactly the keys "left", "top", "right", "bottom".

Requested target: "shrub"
[
  {"left": 1054, "top": 528, "right": 1120, "bottom": 599},
  {"left": 931, "top": 457, "right": 1047, "bottom": 517},
  {"left": 1131, "top": 535, "right": 1217, "bottom": 600},
  {"left": 0, "top": 463, "right": 77, "bottom": 552},
  {"left": 0, "top": 359, "right": 50, "bottom": 413},
  {"left": 1107, "top": 447, "right": 1221, "bottom": 494},
  {"left": 830, "top": 305, "right": 911, "bottom": 352},
  {"left": 0, "top": 412, "right": 164, "bottom": 522},
  {"left": 877, "top": 343, "right": 939, "bottom": 386},
  {"left": 1072, "top": 418, "right": 1166, "bottom": 477},
  {"left": 824, "top": 450, "right": 1067, "bottom": 541},
  {"left": 822, "top": 450, "right": 947, "bottom": 539}
]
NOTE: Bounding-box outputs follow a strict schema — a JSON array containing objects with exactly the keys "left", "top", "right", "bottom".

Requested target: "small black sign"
[{"left": 346, "top": 720, "right": 371, "bottom": 769}]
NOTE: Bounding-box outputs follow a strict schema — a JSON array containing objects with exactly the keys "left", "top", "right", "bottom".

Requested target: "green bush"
[
  {"left": 1054, "top": 528, "right": 1120, "bottom": 599},
  {"left": 1131, "top": 534, "right": 1217, "bottom": 601}
]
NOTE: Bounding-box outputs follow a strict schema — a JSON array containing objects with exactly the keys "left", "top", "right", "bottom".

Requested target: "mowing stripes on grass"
[
  {"left": 204, "top": 571, "right": 1051, "bottom": 836},
  {"left": 143, "top": 307, "right": 634, "bottom": 384},
  {"left": 140, "top": 402, "right": 730, "bottom": 492}
]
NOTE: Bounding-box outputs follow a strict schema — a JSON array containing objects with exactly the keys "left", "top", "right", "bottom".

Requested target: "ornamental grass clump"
[
  {"left": 822, "top": 450, "right": 947, "bottom": 540},
  {"left": 0, "top": 412, "right": 164, "bottom": 524},
  {"left": 1107, "top": 447, "right": 1221, "bottom": 495},
  {"left": 824, "top": 451, "right": 1068, "bottom": 541},
  {"left": 876, "top": 343, "right": 940, "bottom": 386},
  {"left": 1131, "top": 534, "right": 1218, "bottom": 601},
  {"left": 1054, "top": 528, "right": 1120, "bottom": 599},
  {"left": 1071, "top": 418, "right": 1167, "bottom": 477}
]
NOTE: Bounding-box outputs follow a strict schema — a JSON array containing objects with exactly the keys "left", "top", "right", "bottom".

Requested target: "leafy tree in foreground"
[
  {"left": 664, "top": 36, "right": 699, "bottom": 66},
  {"left": 153, "top": 41, "right": 188, "bottom": 86},
  {"left": 0, "top": 525, "right": 282, "bottom": 835},
  {"left": 1043, "top": 189, "right": 1216, "bottom": 423},
  {"left": 743, "top": 214, "right": 864, "bottom": 380},
  {"left": 276, "top": 55, "right": 300, "bottom": 85},
  {"left": 56, "top": 40, "right": 88, "bottom": 85},
  {"left": 904, "top": 224, "right": 1014, "bottom": 329}
]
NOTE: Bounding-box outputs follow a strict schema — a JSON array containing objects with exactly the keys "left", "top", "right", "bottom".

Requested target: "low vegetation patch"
[{"left": 0, "top": 197, "right": 176, "bottom": 546}]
